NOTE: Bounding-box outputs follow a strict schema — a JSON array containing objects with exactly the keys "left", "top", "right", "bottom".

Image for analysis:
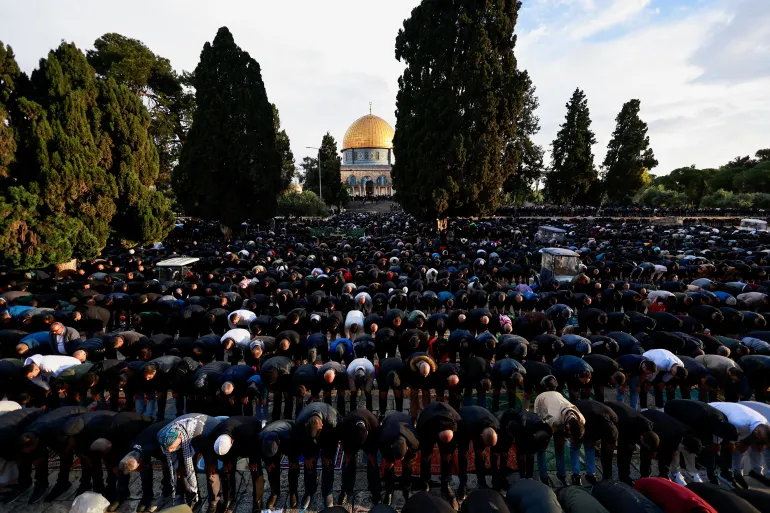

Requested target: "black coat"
[
  {"left": 209, "top": 416, "right": 263, "bottom": 461},
  {"left": 663, "top": 399, "right": 738, "bottom": 441},
  {"left": 506, "top": 480, "right": 562, "bottom": 513},
  {"left": 574, "top": 400, "right": 618, "bottom": 443},
  {"left": 591, "top": 480, "right": 663, "bottom": 513},
  {"left": 605, "top": 401, "right": 654, "bottom": 441},
  {"left": 686, "top": 483, "right": 760, "bottom": 513}
]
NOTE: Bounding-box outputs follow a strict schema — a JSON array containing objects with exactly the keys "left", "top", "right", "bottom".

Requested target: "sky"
[{"left": 1, "top": 0, "right": 768, "bottom": 176}]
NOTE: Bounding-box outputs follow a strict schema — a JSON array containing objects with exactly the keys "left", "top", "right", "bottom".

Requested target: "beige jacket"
[{"left": 534, "top": 391, "right": 585, "bottom": 432}]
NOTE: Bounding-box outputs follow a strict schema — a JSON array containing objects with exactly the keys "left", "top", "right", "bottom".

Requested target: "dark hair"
[
  {"left": 716, "top": 345, "right": 731, "bottom": 357},
  {"left": 567, "top": 418, "right": 584, "bottom": 440},
  {"left": 22, "top": 363, "right": 37, "bottom": 376},
  {"left": 294, "top": 384, "right": 307, "bottom": 398},
  {"left": 703, "top": 375, "right": 720, "bottom": 390},
  {"left": 642, "top": 360, "right": 657, "bottom": 374},
  {"left": 142, "top": 364, "right": 158, "bottom": 377},
  {"left": 672, "top": 366, "right": 688, "bottom": 380},
  {"left": 611, "top": 371, "right": 626, "bottom": 386},
  {"left": 682, "top": 433, "right": 703, "bottom": 455},
  {"left": 728, "top": 367, "right": 745, "bottom": 380}
]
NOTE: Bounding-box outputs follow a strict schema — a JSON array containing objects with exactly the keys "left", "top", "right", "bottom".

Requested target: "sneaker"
[
  {"left": 325, "top": 494, "right": 334, "bottom": 508},
  {"left": 685, "top": 471, "right": 703, "bottom": 483},
  {"left": 733, "top": 474, "right": 749, "bottom": 489},
  {"left": 136, "top": 504, "right": 148, "bottom": 513},
  {"left": 300, "top": 493, "right": 312, "bottom": 510},
  {"left": 571, "top": 474, "right": 582, "bottom": 486},
  {"left": 749, "top": 470, "right": 770, "bottom": 486},
  {"left": 44, "top": 482, "right": 72, "bottom": 502},
  {"left": 670, "top": 472, "right": 687, "bottom": 486},
  {"left": 28, "top": 485, "right": 48, "bottom": 505}
]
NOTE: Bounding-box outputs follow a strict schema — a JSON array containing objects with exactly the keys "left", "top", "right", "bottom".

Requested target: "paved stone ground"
[{"left": 3, "top": 388, "right": 769, "bottom": 513}]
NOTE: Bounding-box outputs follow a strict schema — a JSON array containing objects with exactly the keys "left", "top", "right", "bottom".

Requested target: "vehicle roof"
[
  {"left": 541, "top": 247, "right": 579, "bottom": 257},
  {"left": 538, "top": 226, "right": 566, "bottom": 233},
  {"left": 155, "top": 257, "right": 200, "bottom": 267}
]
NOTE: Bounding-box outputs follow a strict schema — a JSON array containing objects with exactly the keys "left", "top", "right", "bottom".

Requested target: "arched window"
[
  {"left": 361, "top": 176, "right": 372, "bottom": 184},
  {"left": 376, "top": 175, "right": 388, "bottom": 186},
  {"left": 346, "top": 175, "right": 357, "bottom": 185}
]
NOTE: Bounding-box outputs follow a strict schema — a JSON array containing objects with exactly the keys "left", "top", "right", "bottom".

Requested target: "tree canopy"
[
  {"left": 273, "top": 104, "right": 296, "bottom": 193},
  {"left": 173, "top": 27, "right": 281, "bottom": 229},
  {"left": 87, "top": 33, "right": 194, "bottom": 198},
  {"left": 0, "top": 40, "right": 174, "bottom": 269},
  {"left": 602, "top": 99, "right": 657, "bottom": 203},
  {"left": 545, "top": 88, "right": 597, "bottom": 204},
  {"left": 392, "top": 0, "right": 523, "bottom": 220}
]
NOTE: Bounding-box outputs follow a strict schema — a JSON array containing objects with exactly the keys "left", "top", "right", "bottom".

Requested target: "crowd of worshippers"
[{"left": 0, "top": 213, "right": 770, "bottom": 513}]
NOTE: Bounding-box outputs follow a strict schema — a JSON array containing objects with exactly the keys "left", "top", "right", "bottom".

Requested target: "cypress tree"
[
  {"left": 545, "top": 88, "right": 597, "bottom": 204},
  {"left": 304, "top": 133, "right": 343, "bottom": 206},
  {"left": 392, "top": 0, "right": 523, "bottom": 221},
  {"left": 504, "top": 70, "right": 545, "bottom": 203},
  {"left": 174, "top": 27, "right": 281, "bottom": 230},
  {"left": 0, "top": 42, "right": 19, "bottom": 179},
  {"left": 98, "top": 77, "right": 174, "bottom": 244},
  {"left": 272, "top": 104, "right": 295, "bottom": 192},
  {"left": 602, "top": 99, "right": 657, "bottom": 203}
]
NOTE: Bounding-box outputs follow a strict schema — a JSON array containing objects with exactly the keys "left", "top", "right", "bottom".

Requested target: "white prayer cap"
[{"left": 214, "top": 434, "right": 234, "bottom": 456}]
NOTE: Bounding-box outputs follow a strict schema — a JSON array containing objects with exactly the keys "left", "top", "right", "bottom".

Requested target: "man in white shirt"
[
  {"left": 710, "top": 402, "right": 770, "bottom": 489},
  {"left": 642, "top": 349, "right": 687, "bottom": 383},
  {"left": 346, "top": 357, "right": 375, "bottom": 411},
  {"left": 345, "top": 310, "right": 365, "bottom": 341},
  {"left": 220, "top": 328, "right": 251, "bottom": 363},
  {"left": 740, "top": 401, "right": 770, "bottom": 486},
  {"left": 227, "top": 310, "right": 257, "bottom": 330},
  {"left": 22, "top": 354, "right": 81, "bottom": 391}
]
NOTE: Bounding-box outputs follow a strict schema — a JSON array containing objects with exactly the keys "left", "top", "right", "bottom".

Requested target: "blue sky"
[{"left": 0, "top": 0, "right": 767, "bottom": 175}]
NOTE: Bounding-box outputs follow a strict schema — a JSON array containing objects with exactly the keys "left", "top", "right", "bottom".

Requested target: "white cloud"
[{"left": 570, "top": 0, "right": 652, "bottom": 39}]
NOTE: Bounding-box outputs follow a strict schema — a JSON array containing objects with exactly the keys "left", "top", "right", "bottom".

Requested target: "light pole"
[{"left": 306, "top": 146, "right": 322, "bottom": 202}]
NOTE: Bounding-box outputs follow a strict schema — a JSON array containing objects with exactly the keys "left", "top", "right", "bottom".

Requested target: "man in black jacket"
[
  {"left": 291, "top": 402, "right": 342, "bottom": 509},
  {"left": 664, "top": 399, "right": 739, "bottom": 484},
  {"left": 258, "top": 419, "right": 294, "bottom": 510},
  {"left": 209, "top": 416, "right": 264, "bottom": 513},
  {"left": 581, "top": 354, "right": 625, "bottom": 402},
  {"left": 641, "top": 409, "right": 703, "bottom": 485},
  {"left": 573, "top": 400, "right": 618, "bottom": 485},
  {"left": 17, "top": 405, "right": 88, "bottom": 503},
  {"left": 492, "top": 409, "right": 551, "bottom": 486},
  {"left": 456, "top": 405, "right": 500, "bottom": 499},
  {"left": 318, "top": 360, "right": 347, "bottom": 414},
  {"left": 260, "top": 356, "right": 294, "bottom": 420},
  {"left": 0, "top": 407, "right": 46, "bottom": 503},
  {"left": 338, "top": 408, "right": 380, "bottom": 506},
  {"left": 490, "top": 358, "right": 525, "bottom": 412},
  {"left": 416, "top": 402, "right": 462, "bottom": 508},
  {"left": 379, "top": 410, "right": 420, "bottom": 506},
  {"left": 377, "top": 357, "right": 406, "bottom": 413},
  {"left": 118, "top": 419, "right": 175, "bottom": 512},
  {"left": 606, "top": 401, "right": 660, "bottom": 486}
]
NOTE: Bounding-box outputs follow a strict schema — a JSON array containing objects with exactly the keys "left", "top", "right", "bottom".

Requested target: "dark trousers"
[
  {"left": 383, "top": 454, "right": 415, "bottom": 496},
  {"left": 341, "top": 449, "right": 380, "bottom": 496},
  {"left": 640, "top": 445, "right": 677, "bottom": 478},
  {"left": 290, "top": 440, "right": 337, "bottom": 499},
  {"left": 322, "top": 385, "right": 346, "bottom": 416},
  {"left": 419, "top": 437, "right": 455, "bottom": 487},
  {"left": 458, "top": 438, "right": 488, "bottom": 487}
]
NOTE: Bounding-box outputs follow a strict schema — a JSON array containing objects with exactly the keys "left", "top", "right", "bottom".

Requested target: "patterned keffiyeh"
[{"left": 158, "top": 415, "right": 207, "bottom": 496}]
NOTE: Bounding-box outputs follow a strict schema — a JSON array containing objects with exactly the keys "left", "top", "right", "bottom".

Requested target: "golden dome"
[{"left": 342, "top": 114, "right": 394, "bottom": 150}]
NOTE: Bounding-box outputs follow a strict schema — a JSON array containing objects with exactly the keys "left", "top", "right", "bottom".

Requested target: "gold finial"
[{"left": 369, "top": 102, "right": 372, "bottom": 115}]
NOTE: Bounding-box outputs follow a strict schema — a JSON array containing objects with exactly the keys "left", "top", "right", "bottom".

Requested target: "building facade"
[{"left": 340, "top": 110, "right": 395, "bottom": 196}]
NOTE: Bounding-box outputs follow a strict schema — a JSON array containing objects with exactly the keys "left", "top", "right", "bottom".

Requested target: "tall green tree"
[
  {"left": 87, "top": 33, "right": 194, "bottom": 194},
  {"left": 303, "top": 133, "right": 343, "bottom": 205},
  {"left": 173, "top": 27, "right": 281, "bottom": 229},
  {"left": 392, "top": 0, "right": 523, "bottom": 221},
  {"left": 0, "top": 42, "right": 20, "bottom": 179},
  {"left": 504, "top": 70, "right": 545, "bottom": 204},
  {"left": 602, "top": 99, "right": 657, "bottom": 202},
  {"left": 0, "top": 40, "right": 173, "bottom": 268},
  {"left": 545, "top": 88, "right": 597, "bottom": 204},
  {"left": 272, "top": 104, "right": 295, "bottom": 192}
]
